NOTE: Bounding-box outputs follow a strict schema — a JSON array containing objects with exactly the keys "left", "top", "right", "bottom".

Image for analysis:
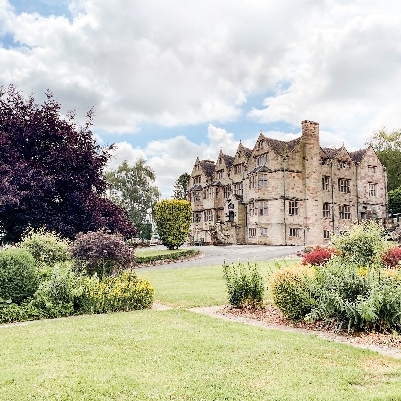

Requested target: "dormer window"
[
  {"left": 257, "top": 140, "right": 264, "bottom": 149},
  {"left": 368, "top": 165, "right": 377, "bottom": 173},
  {"left": 234, "top": 164, "right": 243, "bottom": 174},
  {"left": 338, "top": 161, "right": 350, "bottom": 169},
  {"left": 219, "top": 157, "right": 222, "bottom": 164},
  {"left": 216, "top": 170, "right": 223, "bottom": 179},
  {"left": 193, "top": 175, "right": 201, "bottom": 185},
  {"left": 256, "top": 154, "right": 268, "bottom": 166}
]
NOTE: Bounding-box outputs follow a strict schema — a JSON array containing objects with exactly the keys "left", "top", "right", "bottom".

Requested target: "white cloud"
[
  {"left": 1, "top": 0, "right": 400, "bottom": 148},
  {"left": 108, "top": 125, "right": 243, "bottom": 198}
]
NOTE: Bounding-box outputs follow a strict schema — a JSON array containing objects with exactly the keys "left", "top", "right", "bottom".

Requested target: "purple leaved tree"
[{"left": 0, "top": 85, "right": 136, "bottom": 242}]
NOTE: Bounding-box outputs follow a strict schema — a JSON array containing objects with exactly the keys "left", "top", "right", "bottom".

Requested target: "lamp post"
[{"left": 303, "top": 226, "right": 310, "bottom": 249}]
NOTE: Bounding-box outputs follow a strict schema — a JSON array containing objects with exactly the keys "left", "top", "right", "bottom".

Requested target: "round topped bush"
[{"left": 0, "top": 248, "right": 38, "bottom": 304}]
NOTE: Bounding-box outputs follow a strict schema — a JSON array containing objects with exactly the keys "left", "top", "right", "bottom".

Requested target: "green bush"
[
  {"left": 270, "top": 265, "right": 316, "bottom": 320},
  {"left": 305, "top": 257, "right": 401, "bottom": 332},
  {"left": 0, "top": 248, "right": 38, "bottom": 304},
  {"left": 135, "top": 249, "right": 199, "bottom": 264},
  {"left": 332, "top": 221, "right": 387, "bottom": 267},
  {"left": 30, "top": 262, "right": 85, "bottom": 318},
  {"left": 223, "top": 261, "right": 264, "bottom": 308},
  {"left": 71, "top": 231, "right": 136, "bottom": 277},
  {"left": 154, "top": 199, "right": 192, "bottom": 250},
  {"left": 18, "top": 228, "right": 71, "bottom": 268},
  {"left": 77, "top": 269, "right": 154, "bottom": 313}
]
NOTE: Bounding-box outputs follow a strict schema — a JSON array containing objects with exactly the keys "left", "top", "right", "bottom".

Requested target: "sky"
[{"left": 1, "top": 0, "right": 401, "bottom": 198}]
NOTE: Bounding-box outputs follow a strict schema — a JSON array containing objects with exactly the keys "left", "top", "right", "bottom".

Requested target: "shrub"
[
  {"left": 77, "top": 270, "right": 154, "bottom": 313},
  {"left": 154, "top": 199, "right": 192, "bottom": 250},
  {"left": 18, "top": 228, "right": 71, "bottom": 268},
  {"left": 30, "top": 262, "right": 85, "bottom": 318},
  {"left": 306, "top": 257, "right": 401, "bottom": 332},
  {"left": 71, "top": 231, "right": 136, "bottom": 277},
  {"left": 302, "top": 246, "right": 335, "bottom": 266},
  {"left": 0, "top": 248, "right": 38, "bottom": 304},
  {"left": 270, "top": 265, "right": 315, "bottom": 320},
  {"left": 332, "top": 221, "right": 387, "bottom": 267},
  {"left": 223, "top": 261, "right": 264, "bottom": 308},
  {"left": 381, "top": 247, "right": 401, "bottom": 268},
  {"left": 135, "top": 249, "right": 199, "bottom": 264}
]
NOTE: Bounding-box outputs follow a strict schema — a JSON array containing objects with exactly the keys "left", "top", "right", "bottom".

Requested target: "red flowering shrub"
[
  {"left": 381, "top": 247, "right": 401, "bottom": 268},
  {"left": 301, "top": 246, "right": 335, "bottom": 266}
]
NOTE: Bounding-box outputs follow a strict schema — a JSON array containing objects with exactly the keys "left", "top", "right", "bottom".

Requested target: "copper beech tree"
[{"left": 0, "top": 85, "right": 136, "bottom": 242}]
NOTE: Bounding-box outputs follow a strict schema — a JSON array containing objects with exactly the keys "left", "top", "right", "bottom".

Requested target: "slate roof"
[
  {"left": 243, "top": 146, "right": 252, "bottom": 159},
  {"left": 322, "top": 147, "right": 339, "bottom": 159},
  {"left": 265, "top": 137, "right": 301, "bottom": 155},
  {"left": 247, "top": 165, "right": 274, "bottom": 174},
  {"left": 200, "top": 160, "right": 215, "bottom": 177},
  {"left": 189, "top": 184, "right": 203, "bottom": 191},
  {"left": 349, "top": 149, "right": 367, "bottom": 164},
  {"left": 222, "top": 154, "right": 234, "bottom": 169}
]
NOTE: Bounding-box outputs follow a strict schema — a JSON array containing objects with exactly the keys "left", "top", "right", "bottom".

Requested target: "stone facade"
[{"left": 188, "top": 120, "right": 388, "bottom": 247}]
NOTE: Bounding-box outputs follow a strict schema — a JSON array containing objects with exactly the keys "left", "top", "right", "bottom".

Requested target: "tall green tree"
[
  {"left": 388, "top": 186, "right": 401, "bottom": 215},
  {"left": 106, "top": 159, "right": 161, "bottom": 239},
  {"left": 173, "top": 172, "right": 191, "bottom": 200},
  {"left": 367, "top": 128, "right": 401, "bottom": 191}
]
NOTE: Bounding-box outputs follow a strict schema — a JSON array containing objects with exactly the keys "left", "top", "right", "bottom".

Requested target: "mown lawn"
[
  {"left": 136, "top": 259, "right": 298, "bottom": 307},
  {"left": 1, "top": 309, "right": 401, "bottom": 401},
  {"left": 2, "top": 259, "right": 401, "bottom": 400}
]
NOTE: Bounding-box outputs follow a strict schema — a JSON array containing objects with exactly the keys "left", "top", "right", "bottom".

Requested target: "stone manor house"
[{"left": 188, "top": 120, "right": 388, "bottom": 246}]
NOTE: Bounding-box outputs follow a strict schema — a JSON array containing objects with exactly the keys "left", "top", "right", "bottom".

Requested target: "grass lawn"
[
  {"left": 1, "top": 309, "right": 401, "bottom": 401},
  {"left": 136, "top": 259, "right": 298, "bottom": 307}
]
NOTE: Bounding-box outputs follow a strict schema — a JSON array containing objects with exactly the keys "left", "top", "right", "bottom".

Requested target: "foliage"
[
  {"left": 106, "top": 158, "right": 160, "bottom": 239},
  {"left": 71, "top": 230, "right": 136, "bottom": 277},
  {"left": 0, "top": 248, "right": 38, "bottom": 304},
  {"left": 270, "top": 264, "right": 315, "bottom": 320},
  {"left": 18, "top": 228, "right": 71, "bottom": 268},
  {"left": 0, "top": 84, "right": 135, "bottom": 242},
  {"left": 0, "top": 265, "right": 153, "bottom": 324},
  {"left": 135, "top": 248, "right": 199, "bottom": 264},
  {"left": 29, "top": 262, "right": 85, "bottom": 318},
  {"left": 381, "top": 246, "right": 401, "bottom": 268},
  {"left": 223, "top": 261, "right": 264, "bottom": 308},
  {"left": 77, "top": 269, "right": 154, "bottom": 314},
  {"left": 301, "top": 246, "right": 335, "bottom": 266},
  {"left": 388, "top": 186, "right": 401, "bottom": 215},
  {"left": 154, "top": 199, "right": 192, "bottom": 250},
  {"left": 173, "top": 172, "right": 191, "bottom": 200},
  {"left": 331, "top": 220, "right": 387, "bottom": 267},
  {"left": 367, "top": 127, "right": 401, "bottom": 191},
  {"left": 306, "top": 258, "right": 401, "bottom": 332}
]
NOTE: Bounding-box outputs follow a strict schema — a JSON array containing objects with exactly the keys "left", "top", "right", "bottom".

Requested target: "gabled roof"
[
  {"left": 200, "top": 160, "right": 215, "bottom": 177},
  {"left": 189, "top": 184, "right": 203, "bottom": 191},
  {"left": 247, "top": 165, "right": 274, "bottom": 174},
  {"left": 265, "top": 137, "right": 301, "bottom": 155},
  {"left": 322, "top": 147, "right": 339, "bottom": 159},
  {"left": 222, "top": 154, "right": 234, "bottom": 169},
  {"left": 349, "top": 149, "right": 367, "bottom": 164}
]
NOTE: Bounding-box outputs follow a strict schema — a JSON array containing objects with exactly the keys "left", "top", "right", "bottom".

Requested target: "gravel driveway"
[{"left": 140, "top": 244, "right": 303, "bottom": 270}]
